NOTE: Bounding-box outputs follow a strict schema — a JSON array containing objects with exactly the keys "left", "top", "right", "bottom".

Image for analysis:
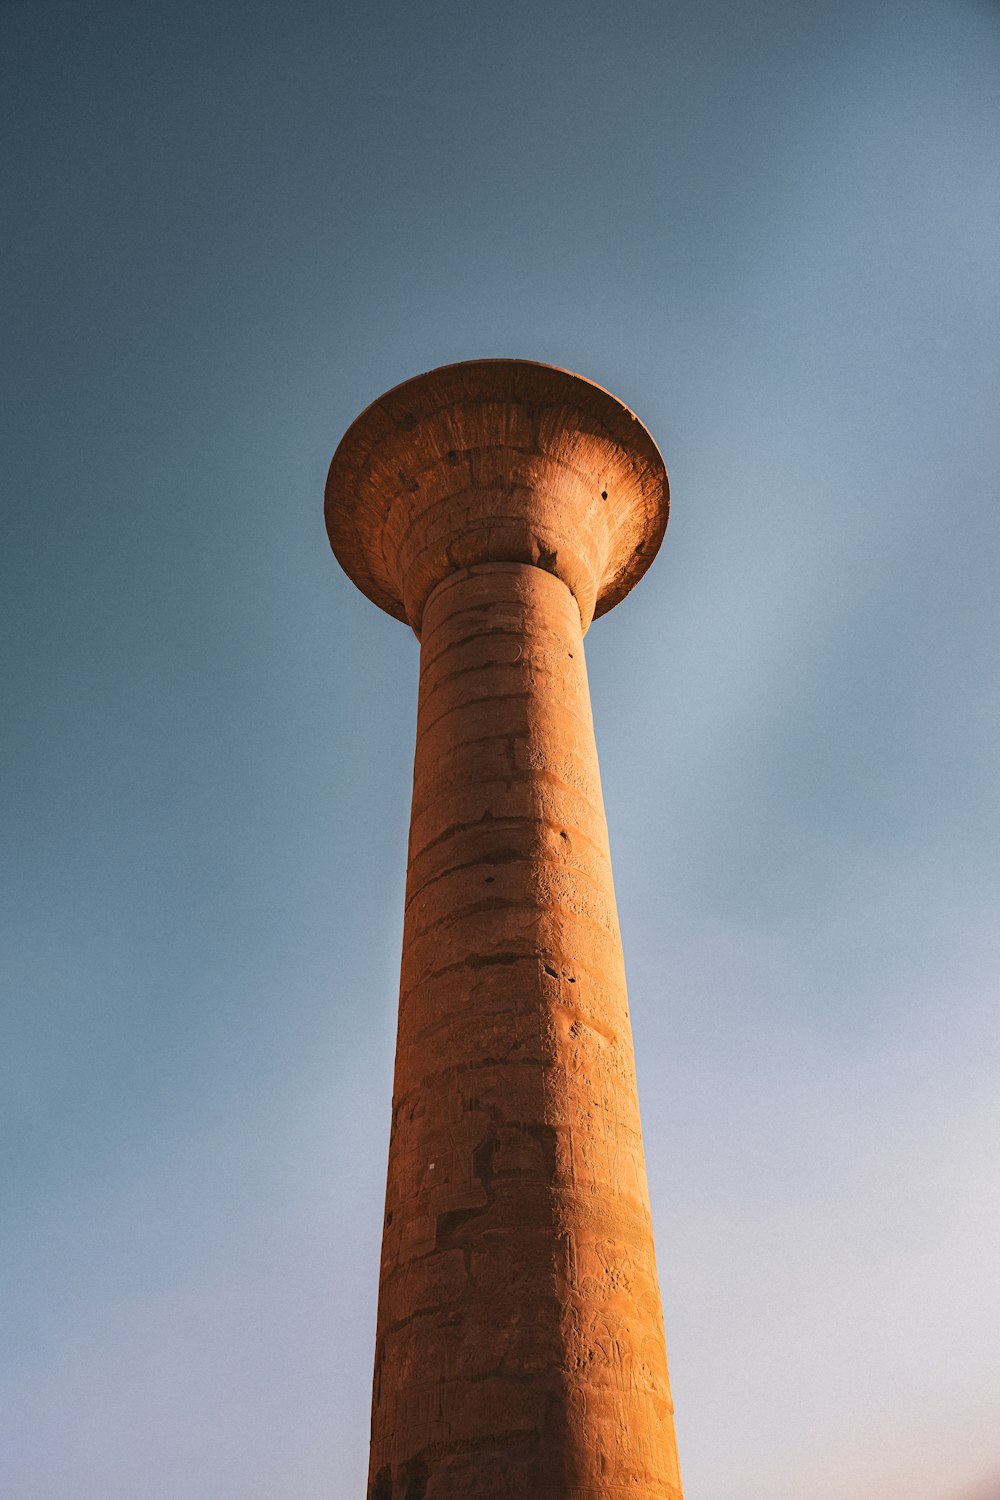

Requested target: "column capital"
[{"left": 325, "top": 359, "right": 669, "bottom": 633}]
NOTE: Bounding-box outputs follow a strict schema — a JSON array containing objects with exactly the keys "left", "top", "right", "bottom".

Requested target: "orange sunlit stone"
[{"left": 327, "top": 360, "right": 682, "bottom": 1499}]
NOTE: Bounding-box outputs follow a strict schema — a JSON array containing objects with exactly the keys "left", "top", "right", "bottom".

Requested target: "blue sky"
[{"left": 2, "top": 2, "right": 998, "bottom": 1497}]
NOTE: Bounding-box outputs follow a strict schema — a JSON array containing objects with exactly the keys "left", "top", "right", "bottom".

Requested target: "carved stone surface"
[
  {"left": 326, "top": 361, "right": 682, "bottom": 1499},
  {"left": 325, "top": 359, "right": 668, "bottom": 635}
]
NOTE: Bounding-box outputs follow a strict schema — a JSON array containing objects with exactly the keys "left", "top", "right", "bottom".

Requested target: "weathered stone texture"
[{"left": 326, "top": 361, "right": 682, "bottom": 1499}]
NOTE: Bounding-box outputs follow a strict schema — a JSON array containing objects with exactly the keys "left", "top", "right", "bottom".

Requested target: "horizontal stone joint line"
[
  {"left": 404, "top": 845, "right": 613, "bottom": 913},
  {"left": 413, "top": 689, "right": 534, "bottom": 746},
  {"left": 410, "top": 763, "right": 606, "bottom": 817},
  {"left": 382, "top": 1427, "right": 550, "bottom": 1463},
  {"left": 398, "top": 945, "right": 633, "bottom": 1012},
  {"left": 404, "top": 893, "right": 620, "bottom": 955},
  {"left": 419, "top": 624, "right": 533, "bottom": 674},
  {"left": 417, "top": 567, "right": 590, "bottom": 641},
  {"left": 419, "top": 595, "right": 498, "bottom": 637},
  {"left": 408, "top": 810, "right": 609, "bottom": 868},
  {"left": 417, "top": 659, "right": 595, "bottom": 714},
  {"left": 419, "top": 569, "right": 539, "bottom": 619},
  {"left": 401, "top": 950, "right": 535, "bottom": 988},
  {"left": 413, "top": 708, "right": 602, "bottom": 768},
  {"left": 424, "top": 656, "right": 550, "bottom": 691}
]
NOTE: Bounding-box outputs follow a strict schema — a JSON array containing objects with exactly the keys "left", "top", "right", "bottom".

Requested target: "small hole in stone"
[
  {"left": 447, "top": 449, "right": 458, "bottom": 465},
  {"left": 560, "top": 831, "right": 568, "bottom": 840},
  {"left": 543, "top": 964, "right": 559, "bottom": 979},
  {"left": 568, "top": 652, "right": 573, "bottom": 659},
  {"left": 567, "top": 976, "right": 576, "bottom": 983},
  {"left": 484, "top": 876, "right": 495, "bottom": 884},
  {"left": 601, "top": 490, "right": 608, "bottom": 500}
]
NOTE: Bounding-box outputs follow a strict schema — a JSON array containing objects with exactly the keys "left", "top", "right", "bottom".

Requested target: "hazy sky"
[{"left": 2, "top": 2, "right": 999, "bottom": 1498}]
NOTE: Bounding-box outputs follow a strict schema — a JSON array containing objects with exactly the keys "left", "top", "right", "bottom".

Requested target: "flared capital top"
[{"left": 325, "top": 359, "right": 669, "bottom": 633}]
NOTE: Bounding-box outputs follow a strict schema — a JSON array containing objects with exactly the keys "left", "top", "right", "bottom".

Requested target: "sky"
[{"left": 2, "top": 1, "right": 999, "bottom": 1497}]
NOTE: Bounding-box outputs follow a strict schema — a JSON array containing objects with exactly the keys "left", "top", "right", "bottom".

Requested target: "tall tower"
[{"left": 326, "top": 360, "right": 682, "bottom": 1500}]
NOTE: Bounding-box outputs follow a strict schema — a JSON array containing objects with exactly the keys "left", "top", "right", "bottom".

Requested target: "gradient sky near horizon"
[{"left": 3, "top": 2, "right": 999, "bottom": 1497}]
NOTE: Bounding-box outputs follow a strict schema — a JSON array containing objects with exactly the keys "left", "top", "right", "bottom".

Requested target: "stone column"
[{"left": 326, "top": 361, "right": 682, "bottom": 1500}]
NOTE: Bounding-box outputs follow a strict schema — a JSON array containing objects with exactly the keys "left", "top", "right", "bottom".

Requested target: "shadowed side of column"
[{"left": 369, "top": 562, "right": 682, "bottom": 1500}]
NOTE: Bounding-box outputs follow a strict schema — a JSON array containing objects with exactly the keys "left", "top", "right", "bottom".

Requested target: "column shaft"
[{"left": 369, "top": 561, "right": 682, "bottom": 1499}]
